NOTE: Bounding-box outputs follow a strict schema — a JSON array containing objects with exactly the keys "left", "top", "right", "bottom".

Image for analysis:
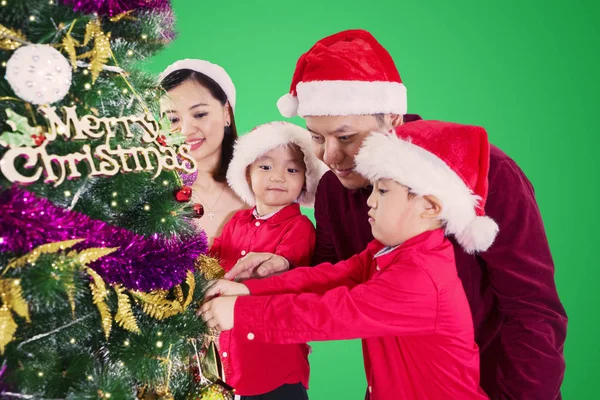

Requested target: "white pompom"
[
  {"left": 277, "top": 93, "right": 299, "bottom": 118},
  {"left": 455, "top": 215, "right": 499, "bottom": 254},
  {"left": 6, "top": 44, "right": 72, "bottom": 105}
]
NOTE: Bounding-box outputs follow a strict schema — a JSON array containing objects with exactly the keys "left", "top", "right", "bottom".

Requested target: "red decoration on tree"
[
  {"left": 157, "top": 135, "right": 167, "bottom": 146},
  {"left": 192, "top": 203, "right": 204, "bottom": 218},
  {"left": 174, "top": 186, "right": 192, "bottom": 202},
  {"left": 31, "top": 133, "right": 45, "bottom": 146}
]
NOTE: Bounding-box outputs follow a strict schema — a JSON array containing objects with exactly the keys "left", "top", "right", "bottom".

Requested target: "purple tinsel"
[
  {"left": 0, "top": 187, "right": 207, "bottom": 292},
  {"left": 62, "top": 0, "right": 171, "bottom": 17}
]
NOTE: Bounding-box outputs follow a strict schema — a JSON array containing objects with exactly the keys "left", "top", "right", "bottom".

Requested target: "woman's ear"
[{"left": 224, "top": 101, "right": 232, "bottom": 127}]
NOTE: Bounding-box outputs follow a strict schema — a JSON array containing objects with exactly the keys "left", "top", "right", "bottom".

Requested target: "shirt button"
[
  {"left": 247, "top": 332, "right": 255, "bottom": 340},
  {"left": 255, "top": 221, "right": 261, "bottom": 227},
  {"left": 241, "top": 250, "right": 246, "bottom": 256},
  {"left": 376, "top": 266, "right": 380, "bottom": 271},
  {"left": 222, "top": 352, "right": 228, "bottom": 358}
]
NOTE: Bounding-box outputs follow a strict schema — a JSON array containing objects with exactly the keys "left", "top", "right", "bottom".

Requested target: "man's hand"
[
  {"left": 205, "top": 279, "right": 250, "bottom": 301},
  {"left": 198, "top": 296, "right": 237, "bottom": 332},
  {"left": 223, "top": 252, "right": 290, "bottom": 282}
]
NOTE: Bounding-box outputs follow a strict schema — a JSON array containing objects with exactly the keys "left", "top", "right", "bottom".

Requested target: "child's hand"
[
  {"left": 205, "top": 279, "right": 250, "bottom": 301},
  {"left": 198, "top": 296, "right": 237, "bottom": 332}
]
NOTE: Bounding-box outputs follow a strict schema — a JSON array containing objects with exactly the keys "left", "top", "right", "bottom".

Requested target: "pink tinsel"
[{"left": 62, "top": 0, "right": 171, "bottom": 17}]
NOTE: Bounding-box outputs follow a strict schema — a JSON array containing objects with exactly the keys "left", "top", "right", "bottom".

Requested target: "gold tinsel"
[
  {"left": 195, "top": 255, "right": 225, "bottom": 280},
  {"left": 86, "top": 268, "right": 112, "bottom": 339},
  {"left": 78, "top": 19, "right": 111, "bottom": 83},
  {"left": 174, "top": 285, "right": 184, "bottom": 304},
  {"left": 0, "top": 23, "right": 27, "bottom": 51},
  {"left": 0, "top": 305, "right": 17, "bottom": 355},
  {"left": 114, "top": 285, "right": 140, "bottom": 334}
]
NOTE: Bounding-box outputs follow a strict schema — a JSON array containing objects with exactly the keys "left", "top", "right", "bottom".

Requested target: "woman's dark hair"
[{"left": 160, "top": 69, "right": 238, "bottom": 183}]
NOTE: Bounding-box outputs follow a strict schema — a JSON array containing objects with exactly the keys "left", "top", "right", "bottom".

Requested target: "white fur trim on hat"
[
  {"left": 283, "top": 80, "right": 406, "bottom": 117},
  {"left": 355, "top": 132, "right": 498, "bottom": 253},
  {"left": 158, "top": 59, "right": 236, "bottom": 111},
  {"left": 226, "top": 122, "right": 328, "bottom": 207},
  {"left": 277, "top": 93, "right": 300, "bottom": 118}
]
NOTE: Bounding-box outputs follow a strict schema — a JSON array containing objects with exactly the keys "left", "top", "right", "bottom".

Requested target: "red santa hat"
[
  {"left": 277, "top": 29, "right": 406, "bottom": 118},
  {"left": 227, "top": 122, "right": 328, "bottom": 207},
  {"left": 354, "top": 120, "right": 499, "bottom": 253},
  {"left": 158, "top": 59, "right": 236, "bottom": 111}
]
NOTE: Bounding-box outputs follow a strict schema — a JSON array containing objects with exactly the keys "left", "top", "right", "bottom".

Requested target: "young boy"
[
  {"left": 210, "top": 121, "right": 327, "bottom": 399},
  {"left": 201, "top": 120, "right": 497, "bottom": 399}
]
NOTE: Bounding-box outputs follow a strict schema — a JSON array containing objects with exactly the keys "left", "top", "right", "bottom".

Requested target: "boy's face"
[
  {"left": 248, "top": 145, "right": 306, "bottom": 215},
  {"left": 367, "top": 179, "right": 439, "bottom": 247}
]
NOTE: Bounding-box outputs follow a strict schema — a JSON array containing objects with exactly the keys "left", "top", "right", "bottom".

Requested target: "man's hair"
[{"left": 374, "top": 114, "right": 385, "bottom": 126}]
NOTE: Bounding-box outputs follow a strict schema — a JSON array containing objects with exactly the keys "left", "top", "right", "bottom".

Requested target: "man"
[{"left": 224, "top": 29, "right": 567, "bottom": 399}]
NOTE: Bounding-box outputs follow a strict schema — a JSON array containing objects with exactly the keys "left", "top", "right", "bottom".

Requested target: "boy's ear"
[
  {"left": 245, "top": 166, "right": 252, "bottom": 186},
  {"left": 421, "top": 195, "right": 442, "bottom": 219}
]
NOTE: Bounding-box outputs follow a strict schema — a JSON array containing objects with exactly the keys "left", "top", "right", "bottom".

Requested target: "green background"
[{"left": 147, "top": 1, "right": 599, "bottom": 398}]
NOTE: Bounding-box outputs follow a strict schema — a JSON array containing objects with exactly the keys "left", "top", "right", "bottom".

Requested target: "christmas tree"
[{"left": 0, "top": 0, "right": 230, "bottom": 398}]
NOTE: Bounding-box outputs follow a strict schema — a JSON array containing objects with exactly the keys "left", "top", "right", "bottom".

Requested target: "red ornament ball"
[
  {"left": 193, "top": 203, "right": 204, "bottom": 218},
  {"left": 174, "top": 186, "right": 192, "bottom": 202}
]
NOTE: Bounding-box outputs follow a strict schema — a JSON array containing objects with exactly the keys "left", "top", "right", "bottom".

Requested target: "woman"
[{"left": 159, "top": 59, "right": 247, "bottom": 246}]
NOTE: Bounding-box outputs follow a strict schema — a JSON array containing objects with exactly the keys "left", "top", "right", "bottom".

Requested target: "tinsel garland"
[
  {"left": 0, "top": 187, "right": 207, "bottom": 292},
  {"left": 62, "top": 0, "right": 171, "bottom": 17}
]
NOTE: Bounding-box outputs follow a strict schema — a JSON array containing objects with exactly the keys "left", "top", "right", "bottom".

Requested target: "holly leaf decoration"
[
  {"left": 0, "top": 109, "right": 43, "bottom": 148},
  {"left": 159, "top": 114, "right": 186, "bottom": 147}
]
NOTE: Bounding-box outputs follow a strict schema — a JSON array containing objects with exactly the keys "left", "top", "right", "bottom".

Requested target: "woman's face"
[{"left": 160, "top": 78, "right": 230, "bottom": 163}]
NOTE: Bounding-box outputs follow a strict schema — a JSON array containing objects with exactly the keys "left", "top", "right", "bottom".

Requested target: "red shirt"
[
  {"left": 210, "top": 203, "right": 314, "bottom": 396},
  {"left": 313, "top": 115, "right": 568, "bottom": 399},
  {"left": 236, "top": 229, "right": 489, "bottom": 400}
]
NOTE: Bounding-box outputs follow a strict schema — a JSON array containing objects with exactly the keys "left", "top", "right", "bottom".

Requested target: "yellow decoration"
[
  {"left": 183, "top": 271, "right": 196, "bottom": 309},
  {"left": 4, "top": 239, "right": 84, "bottom": 273},
  {"left": 109, "top": 10, "right": 136, "bottom": 22},
  {"left": 174, "top": 285, "right": 184, "bottom": 304},
  {"left": 131, "top": 290, "right": 183, "bottom": 320},
  {"left": 195, "top": 256, "right": 225, "bottom": 280},
  {"left": 196, "top": 383, "right": 234, "bottom": 400},
  {"left": 69, "top": 246, "right": 119, "bottom": 267},
  {"left": 0, "top": 278, "right": 30, "bottom": 323},
  {"left": 60, "top": 19, "right": 80, "bottom": 70},
  {"left": 0, "top": 305, "right": 17, "bottom": 354},
  {"left": 86, "top": 268, "right": 112, "bottom": 339},
  {"left": 0, "top": 23, "right": 27, "bottom": 51},
  {"left": 78, "top": 19, "right": 111, "bottom": 83},
  {"left": 114, "top": 285, "right": 140, "bottom": 334}
]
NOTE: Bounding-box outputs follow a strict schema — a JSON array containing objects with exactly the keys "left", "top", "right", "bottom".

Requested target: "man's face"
[{"left": 305, "top": 115, "right": 394, "bottom": 190}]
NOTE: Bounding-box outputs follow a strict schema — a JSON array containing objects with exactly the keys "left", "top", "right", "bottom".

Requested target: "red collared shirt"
[
  {"left": 236, "top": 229, "right": 489, "bottom": 400},
  {"left": 210, "top": 203, "right": 314, "bottom": 396}
]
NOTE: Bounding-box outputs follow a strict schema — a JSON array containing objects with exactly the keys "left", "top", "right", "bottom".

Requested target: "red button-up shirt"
[
  {"left": 313, "top": 115, "right": 567, "bottom": 399},
  {"left": 210, "top": 203, "right": 314, "bottom": 396},
  {"left": 236, "top": 229, "right": 489, "bottom": 400}
]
